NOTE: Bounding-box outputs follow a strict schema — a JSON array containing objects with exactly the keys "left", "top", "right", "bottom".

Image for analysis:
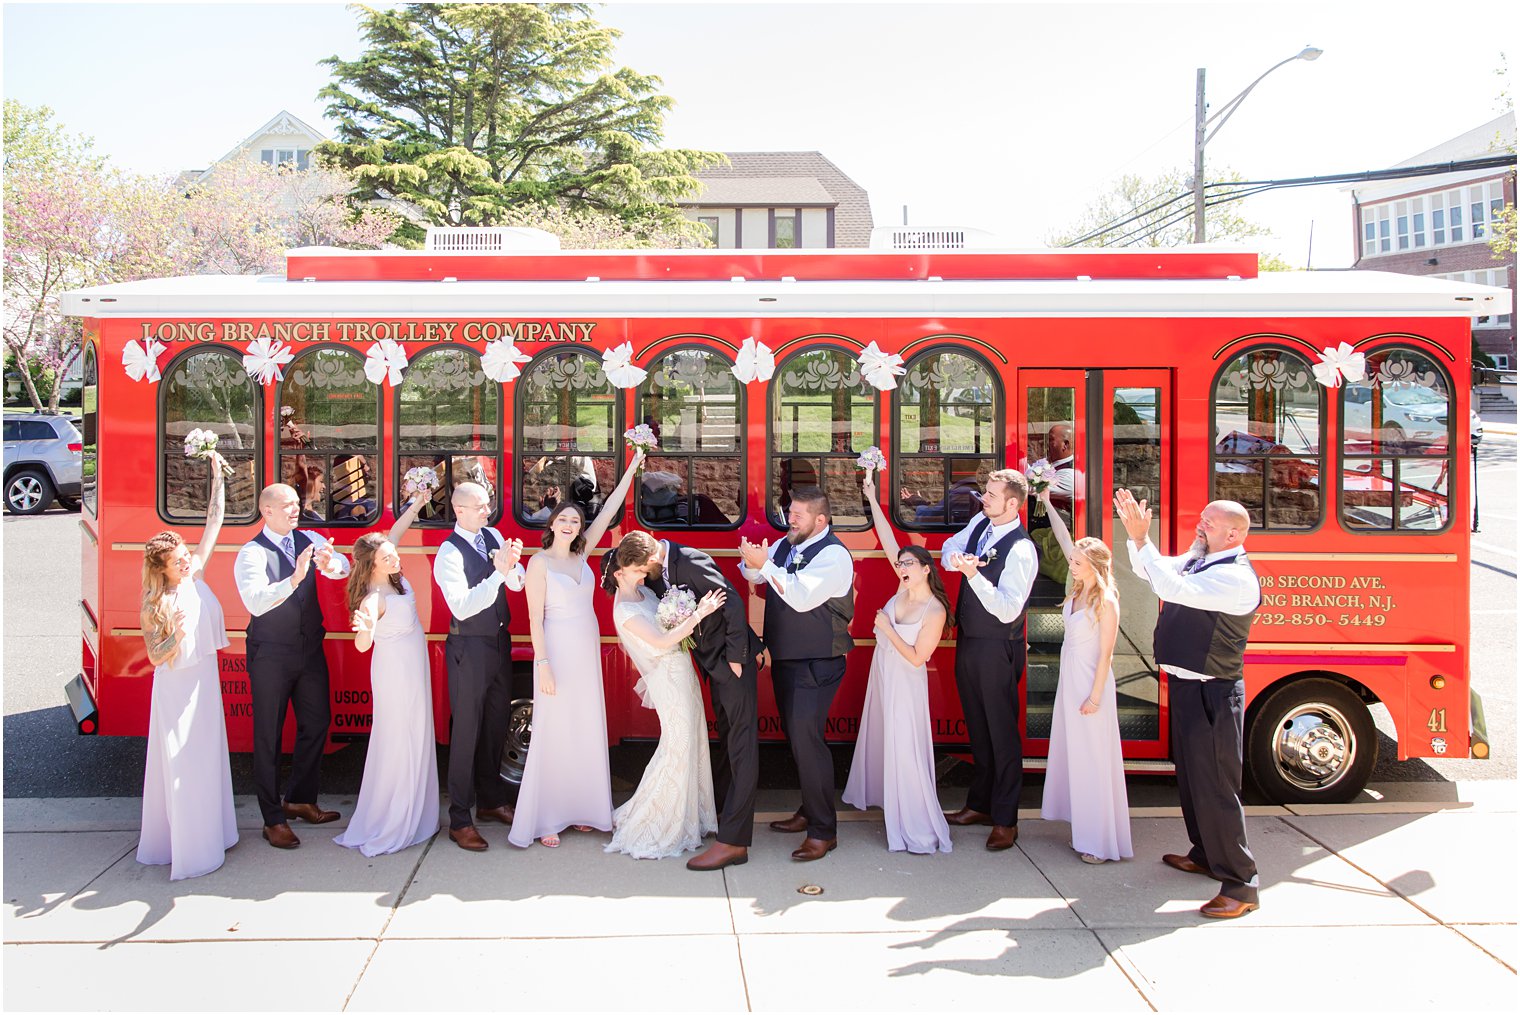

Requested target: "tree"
[
  {"left": 317, "top": 3, "right": 721, "bottom": 245},
  {"left": 495, "top": 203, "right": 709, "bottom": 249},
  {"left": 1487, "top": 53, "right": 1516, "bottom": 261},
  {"left": 1048, "top": 166, "right": 1289, "bottom": 267}
]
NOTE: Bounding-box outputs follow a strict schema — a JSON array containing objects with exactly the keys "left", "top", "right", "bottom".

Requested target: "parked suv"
[{"left": 3, "top": 413, "right": 82, "bottom": 514}]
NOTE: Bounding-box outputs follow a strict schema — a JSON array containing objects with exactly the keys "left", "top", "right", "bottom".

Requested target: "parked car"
[
  {"left": 3, "top": 413, "right": 82, "bottom": 514},
  {"left": 1343, "top": 383, "right": 1449, "bottom": 450}
]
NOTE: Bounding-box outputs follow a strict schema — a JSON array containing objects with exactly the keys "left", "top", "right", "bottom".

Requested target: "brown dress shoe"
[
  {"left": 945, "top": 807, "right": 994, "bottom": 827},
  {"left": 476, "top": 805, "right": 516, "bottom": 825},
  {"left": 283, "top": 801, "right": 340, "bottom": 824},
  {"left": 687, "top": 842, "right": 749, "bottom": 871},
  {"left": 262, "top": 823, "right": 300, "bottom": 849},
  {"left": 769, "top": 811, "right": 808, "bottom": 833},
  {"left": 1162, "top": 853, "right": 1211, "bottom": 876},
  {"left": 1200, "top": 894, "right": 1259, "bottom": 919},
  {"left": 791, "top": 837, "right": 838, "bottom": 861},
  {"left": 985, "top": 825, "right": 1018, "bottom": 851},
  {"left": 449, "top": 826, "right": 489, "bottom": 852}
]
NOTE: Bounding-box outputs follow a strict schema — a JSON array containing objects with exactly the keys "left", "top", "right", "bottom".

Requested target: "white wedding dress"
[{"left": 606, "top": 587, "right": 718, "bottom": 859}]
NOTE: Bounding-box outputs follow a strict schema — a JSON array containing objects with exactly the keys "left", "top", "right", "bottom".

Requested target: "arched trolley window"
[
  {"left": 278, "top": 346, "right": 380, "bottom": 526},
  {"left": 516, "top": 346, "right": 623, "bottom": 527},
  {"left": 159, "top": 347, "right": 261, "bottom": 524},
  {"left": 769, "top": 344, "right": 877, "bottom": 530},
  {"left": 635, "top": 345, "right": 744, "bottom": 528},
  {"left": 893, "top": 347, "right": 1001, "bottom": 530},
  {"left": 395, "top": 346, "right": 502, "bottom": 527},
  {"left": 81, "top": 341, "right": 98, "bottom": 515},
  {"left": 1210, "top": 345, "right": 1324, "bottom": 530}
]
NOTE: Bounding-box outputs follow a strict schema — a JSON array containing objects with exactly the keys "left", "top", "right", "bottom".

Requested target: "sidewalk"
[{"left": 5, "top": 785, "right": 1516, "bottom": 1012}]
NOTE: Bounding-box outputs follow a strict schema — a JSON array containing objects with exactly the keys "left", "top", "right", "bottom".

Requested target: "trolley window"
[
  {"left": 635, "top": 346, "right": 743, "bottom": 528},
  {"left": 1340, "top": 346, "right": 1454, "bottom": 532},
  {"left": 278, "top": 346, "right": 380, "bottom": 526},
  {"left": 769, "top": 345, "right": 876, "bottom": 530},
  {"left": 894, "top": 348, "right": 1001, "bottom": 530},
  {"left": 159, "top": 348, "right": 260, "bottom": 524},
  {"left": 396, "top": 346, "right": 501, "bottom": 526},
  {"left": 81, "top": 341, "right": 98, "bottom": 515},
  {"left": 516, "top": 347, "right": 622, "bottom": 527},
  {"left": 1211, "top": 346, "right": 1324, "bottom": 530}
]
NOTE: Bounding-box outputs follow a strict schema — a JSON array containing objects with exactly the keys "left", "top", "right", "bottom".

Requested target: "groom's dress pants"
[
  {"left": 954, "top": 636, "right": 1025, "bottom": 828},
  {"left": 1170, "top": 676, "right": 1259, "bottom": 904},
  {"left": 700, "top": 656, "right": 760, "bottom": 846},
  {"left": 772, "top": 655, "right": 846, "bottom": 840},
  {"left": 445, "top": 631, "right": 513, "bottom": 829},
  {"left": 247, "top": 636, "right": 331, "bottom": 827}
]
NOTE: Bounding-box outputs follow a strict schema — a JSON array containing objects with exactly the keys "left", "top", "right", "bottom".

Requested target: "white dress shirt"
[
  {"left": 739, "top": 525, "right": 854, "bottom": 612},
  {"left": 939, "top": 512, "right": 1040, "bottom": 624},
  {"left": 234, "top": 526, "right": 350, "bottom": 618},
  {"left": 1049, "top": 455, "right": 1082, "bottom": 504},
  {"left": 433, "top": 524, "right": 526, "bottom": 622},
  {"left": 1126, "top": 541, "right": 1262, "bottom": 680}
]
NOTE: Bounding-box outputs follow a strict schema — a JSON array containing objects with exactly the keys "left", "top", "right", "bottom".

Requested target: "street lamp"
[{"left": 1193, "top": 46, "right": 1322, "bottom": 243}]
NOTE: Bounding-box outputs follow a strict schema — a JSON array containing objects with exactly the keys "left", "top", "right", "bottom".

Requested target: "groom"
[{"left": 633, "top": 531, "right": 764, "bottom": 871}]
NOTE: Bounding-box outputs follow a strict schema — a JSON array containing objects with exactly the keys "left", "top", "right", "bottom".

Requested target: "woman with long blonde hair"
[
  {"left": 334, "top": 490, "right": 437, "bottom": 856},
  {"left": 137, "top": 450, "right": 238, "bottom": 880},
  {"left": 1035, "top": 484, "right": 1132, "bottom": 864}
]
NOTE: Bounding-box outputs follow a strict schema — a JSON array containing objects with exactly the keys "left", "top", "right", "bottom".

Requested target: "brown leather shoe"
[
  {"left": 449, "top": 825, "right": 489, "bottom": 852},
  {"left": 791, "top": 837, "right": 838, "bottom": 861},
  {"left": 985, "top": 825, "right": 1018, "bottom": 851},
  {"left": 1200, "top": 894, "right": 1259, "bottom": 919},
  {"left": 262, "top": 823, "right": 300, "bottom": 849},
  {"left": 1162, "top": 852, "right": 1211, "bottom": 876},
  {"left": 768, "top": 810, "right": 808, "bottom": 833},
  {"left": 476, "top": 805, "right": 516, "bottom": 825},
  {"left": 686, "top": 842, "right": 749, "bottom": 871},
  {"left": 945, "top": 807, "right": 994, "bottom": 827},
  {"left": 283, "top": 801, "right": 340, "bottom": 824}
]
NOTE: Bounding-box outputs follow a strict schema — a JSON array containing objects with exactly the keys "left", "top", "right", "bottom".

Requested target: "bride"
[{"left": 601, "top": 543, "right": 724, "bottom": 859}]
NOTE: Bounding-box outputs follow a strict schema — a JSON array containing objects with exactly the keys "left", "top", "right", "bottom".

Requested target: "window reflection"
[
  {"left": 279, "top": 348, "right": 380, "bottom": 525},
  {"left": 161, "top": 349, "right": 259, "bottom": 522},
  {"left": 770, "top": 347, "right": 876, "bottom": 529},
  {"left": 1340, "top": 348, "right": 1451, "bottom": 532},
  {"left": 517, "top": 349, "right": 619, "bottom": 526},
  {"left": 635, "top": 347, "right": 742, "bottom": 528},
  {"left": 396, "top": 347, "right": 500, "bottom": 526},
  {"left": 895, "top": 349, "right": 999, "bottom": 529},
  {"left": 1212, "top": 347, "right": 1322, "bottom": 529}
]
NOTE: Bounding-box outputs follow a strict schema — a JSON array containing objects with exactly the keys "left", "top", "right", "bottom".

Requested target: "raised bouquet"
[
  {"left": 855, "top": 445, "right": 887, "bottom": 471},
  {"left": 183, "top": 428, "right": 232, "bottom": 477},
  {"left": 1024, "top": 458, "right": 1058, "bottom": 516},
  {"left": 402, "top": 465, "right": 441, "bottom": 503},
  {"left": 655, "top": 584, "right": 699, "bottom": 651},
  {"left": 624, "top": 423, "right": 659, "bottom": 473}
]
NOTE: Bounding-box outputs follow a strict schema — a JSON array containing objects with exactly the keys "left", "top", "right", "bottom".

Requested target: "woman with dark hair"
[
  {"left": 138, "top": 450, "right": 237, "bottom": 880},
  {"left": 334, "top": 492, "right": 435, "bottom": 856},
  {"left": 510, "top": 448, "right": 645, "bottom": 849},
  {"left": 841, "top": 467, "right": 954, "bottom": 854}
]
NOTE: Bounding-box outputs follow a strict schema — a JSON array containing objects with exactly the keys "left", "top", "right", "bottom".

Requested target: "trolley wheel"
[
  {"left": 499, "top": 697, "right": 533, "bottom": 786},
  {"left": 1246, "top": 678, "right": 1377, "bottom": 804},
  {"left": 5, "top": 469, "right": 55, "bottom": 515}
]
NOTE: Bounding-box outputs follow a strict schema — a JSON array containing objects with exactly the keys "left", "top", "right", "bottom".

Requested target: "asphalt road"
[{"left": 4, "top": 436, "right": 1515, "bottom": 800}]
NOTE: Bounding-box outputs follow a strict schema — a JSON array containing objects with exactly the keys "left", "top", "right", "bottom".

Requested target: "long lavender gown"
[
  {"left": 842, "top": 595, "right": 952, "bottom": 855},
  {"left": 1040, "top": 597, "right": 1133, "bottom": 861},
  {"left": 509, "top": 560, "right": 614, "bottom": 846}
]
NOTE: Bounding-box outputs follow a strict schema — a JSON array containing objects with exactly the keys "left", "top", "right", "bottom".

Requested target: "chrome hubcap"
[
  {"left": 1273, "top": 703, "right": 1356, "bottom": 790},
  {"left": 9, "top": 477, "right": 43, "bottom": 511},
  {"left": 499, "top": 699, "right": 532, "bottom": 784}
]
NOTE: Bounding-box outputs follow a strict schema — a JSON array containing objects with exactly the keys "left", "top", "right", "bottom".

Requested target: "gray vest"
[
  {"left": 445, "top": 530, "right": 511, "bottom": 639},
  {"left": 763, "top": 532, "right": 855, "bottom": 660},
  {"left": 1153, "top": 552, "right": 1260, "bottom": 681},
  {"left": 954, "top": 518, "right": 1034, "bottom": 641},
  {"left": 245, "top": 530, "right": 325, "bottom": 649}
]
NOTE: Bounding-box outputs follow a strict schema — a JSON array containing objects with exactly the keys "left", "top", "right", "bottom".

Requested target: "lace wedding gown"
[{"left": 606, "top": 587, "right": 718, "bottom": 859}]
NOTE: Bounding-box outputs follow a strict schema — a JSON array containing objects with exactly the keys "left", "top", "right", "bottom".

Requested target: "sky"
[{"left": 2, "top": 0, "right": 1513, "bottom": 268}]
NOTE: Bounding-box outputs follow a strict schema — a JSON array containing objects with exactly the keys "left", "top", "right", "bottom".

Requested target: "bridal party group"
[{"left": 137, "top": 446, "right": 1265, "bottom": 921}]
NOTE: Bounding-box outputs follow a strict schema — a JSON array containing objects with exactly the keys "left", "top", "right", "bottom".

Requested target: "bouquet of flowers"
[
  {"left": 1024, "top": 458, "right": 1058, "bottom": 516},
  {"left": 855, "top": 445, "right": 887, "bottom": 471},
  {"left": 624, "top": 423, "right": 659, "bottom": 473},
  {"left": 655, "top": 585, "right": 699, "bottom": 651},
  {"left": 183, "top": 428, "right": 232, "bottom": 477},
  {"left": 402, "top": 465, "right": 441, "bottom": 504}
]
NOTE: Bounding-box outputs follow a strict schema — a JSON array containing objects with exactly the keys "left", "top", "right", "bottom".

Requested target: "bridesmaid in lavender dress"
[
  {"left": 1036, "top": 486, "right": 1132, "bottom": 864},
  {"left": 138, "top": 451, "right": 239, "bottom": 880},
  {"left": 842, "top": 468, "right": 953, "bottom": 855},
  {"left": 510, "top": 450, "right": 645, "bottom": 848},
  {"left": 336, "top": 492, "right": 439, "bottom": 856}
]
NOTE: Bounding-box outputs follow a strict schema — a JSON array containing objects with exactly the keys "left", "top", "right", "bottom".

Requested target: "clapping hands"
[
  {"left": 738, "top": 537, "right": 769, "bottom": 571},
  {"left": 949, "top": 551, "right": 984, "bottom": 578},
  {"left": 1113, "top": 488, "right": 1152, "bottom": 545},
  {"left": 292, "top": 546, "right": 314, "bottom": 584},
  {"left": 493, "top": 538, "right": 524, "bottom": 575}
]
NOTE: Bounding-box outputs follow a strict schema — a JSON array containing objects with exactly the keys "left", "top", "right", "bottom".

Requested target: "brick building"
[{"left": 1350, "top": 113, "right": 1516, "bottom": 368}]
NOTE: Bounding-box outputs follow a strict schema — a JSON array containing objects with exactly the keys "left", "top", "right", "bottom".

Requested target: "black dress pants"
[
  {"left": 954, "top": 636, "right": 1024, "bottom": 828},
  {"left": 446, "top": 632, "right": 513, "bottom": 829},
  {"left": 1170, "top": 676, "right": 1259, "bottom": 904},
  {"left": 699, "top": 657, "right": 760, "bottom": 847},
  {"left": 772, "top": 656, "right": 846, "bottom": 840},
  {"left": 247, "top": 637, "right": 331, "bottom": 826}
]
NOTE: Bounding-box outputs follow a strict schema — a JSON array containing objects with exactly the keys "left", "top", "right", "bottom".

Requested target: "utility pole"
[{"left": 1193, "top": 68, "right": 1207, "bottom": 244}]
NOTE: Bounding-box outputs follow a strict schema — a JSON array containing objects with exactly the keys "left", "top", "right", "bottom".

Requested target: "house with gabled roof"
[
  {"left": 679, "top": 151, "right": 874, "bottom": 248},
  {"left": 179, "top": 109, "right": 327, "bottom": 184}
]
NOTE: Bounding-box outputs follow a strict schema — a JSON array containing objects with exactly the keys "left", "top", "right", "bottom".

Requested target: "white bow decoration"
[
  {"left": 857, "top": 341, "right": 906, "bottom": 391},
  {"left": 122, "top": 338, "right": 165, "bottom": 383},
  {"left": 481, "top": 339, "right": 532, "bottom": 383},
  {"left": 601, "top": 341, "right": 647, "bottom": 388},
  {"left": 1311, "top": 342, "right": 1366, "bottom": 388},
  {"left": 363, "top": 339, "right": 409, "bottom": 387},
  {"left": 731, "top": 336, "right": 776, "bottom": 384},
  {"left": 241, "top": 337, "right": 294, "bottom": 385}
]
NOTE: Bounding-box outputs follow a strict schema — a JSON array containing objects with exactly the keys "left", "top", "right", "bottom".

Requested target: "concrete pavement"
[{"left": 4, "top": 786, "right": 1515, "bottom": 1012}]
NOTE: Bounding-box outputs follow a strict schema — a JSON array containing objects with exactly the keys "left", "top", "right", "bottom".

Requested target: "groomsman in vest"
[
  {"left": 234, "top": 483, "right": 352, "bottom": 849},
  {"left": 940, "top": 469, "right": 1039, "bottom": 851},
  {"left": 432, "top": 482, "right": 525, "bottom": 852},
  {"left": 1116, "top": 489, "right": 1262, "bottom": 919},
  {"left": 738, "top": 486, "right": 855, "bottom": 862}
]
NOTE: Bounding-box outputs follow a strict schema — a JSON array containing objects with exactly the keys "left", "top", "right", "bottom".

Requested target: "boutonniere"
[
  {"left": 792, "top": 553, "right": 807, "bottom": 569},
  {"left": 979, "top": 547, "right": 999, "bottom": 564}
]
